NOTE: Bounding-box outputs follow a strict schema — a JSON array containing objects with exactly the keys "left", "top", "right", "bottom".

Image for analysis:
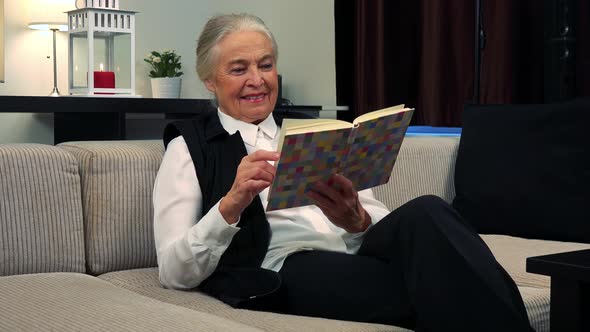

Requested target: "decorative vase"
[{"left": 151, "top": 77, "right": 182, "bottom": 98}]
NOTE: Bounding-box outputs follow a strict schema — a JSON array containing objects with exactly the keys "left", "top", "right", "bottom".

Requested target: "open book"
[{"left": 266, "top": 104, "right": 414, "bottom": 211}]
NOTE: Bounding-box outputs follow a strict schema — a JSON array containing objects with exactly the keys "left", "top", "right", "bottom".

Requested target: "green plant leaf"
[{"left": 145, "top": 50, "right": 183, "bottom": 78}]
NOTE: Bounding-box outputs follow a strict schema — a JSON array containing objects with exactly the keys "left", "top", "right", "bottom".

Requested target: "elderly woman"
[{"left": 154, "top": 13, "right": 533, "bottom": 331}]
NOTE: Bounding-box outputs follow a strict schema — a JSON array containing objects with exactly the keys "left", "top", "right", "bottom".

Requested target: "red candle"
[{"left": 93, "top": 71, "right": 115, "bottom": 94}]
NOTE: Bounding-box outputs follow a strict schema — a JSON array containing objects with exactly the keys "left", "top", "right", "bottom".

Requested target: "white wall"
[
  {"left": 0, "top": 0, "right": 4, "bottom": 82},
  {"left": 0, "top": 0, "right": 336, "bottom": 143}
]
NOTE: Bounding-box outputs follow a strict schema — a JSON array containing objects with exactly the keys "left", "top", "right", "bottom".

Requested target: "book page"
[
  {"left": 342, "top": 108, "right": 414, "bottom": 191},
  {"left": 352, "top": 104, "right": 406, "bottom": 125},
  {"left": 281, "top": 118, "right": 352, "bottom": 134},
  {"left": 267, "top": 127, "right": 352, "bottom": 211}
]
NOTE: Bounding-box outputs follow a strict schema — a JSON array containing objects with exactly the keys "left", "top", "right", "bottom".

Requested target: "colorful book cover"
[
  {"left": 341, "top": 110, "right": 413, "bottom": 191},
  {"left": 266, "top": 107, "right": 414, "bottom": 211}
]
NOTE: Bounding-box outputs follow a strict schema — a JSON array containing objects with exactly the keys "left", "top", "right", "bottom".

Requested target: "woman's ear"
[{"left": 204, "top": 79, "right": 216, "bottom": 93}]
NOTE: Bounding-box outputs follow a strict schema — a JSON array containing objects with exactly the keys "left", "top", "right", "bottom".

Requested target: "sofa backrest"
[
  {"left": 373, "top": 136, "right": 459, "bottom": 210},
  {"left": 58, "top": 141, "right": 164, "bottom": 275},
  {"left": 43, "top": 136, "right": 457, "bottom": 276},
  {"left": 0, "top": 144, "right": 86, "bottom": 276}
]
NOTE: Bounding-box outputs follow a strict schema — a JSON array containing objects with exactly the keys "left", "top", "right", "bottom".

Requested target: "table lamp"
[{"left": 28, "top": 22, "right": 68, "bottom": 96}]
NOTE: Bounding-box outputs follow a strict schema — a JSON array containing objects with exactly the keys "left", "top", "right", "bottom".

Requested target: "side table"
[{"left": 526, "top": 249, "right": 590, "bottom": 332}]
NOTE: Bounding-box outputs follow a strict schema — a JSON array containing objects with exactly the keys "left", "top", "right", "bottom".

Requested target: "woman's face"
[{"left": 205, "top": 30, "right": 278, "bottom": 124}]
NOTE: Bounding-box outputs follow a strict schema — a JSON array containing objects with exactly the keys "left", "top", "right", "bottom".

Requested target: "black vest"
[{"left": 163, "top": 111, "right": 281, "bottom": 307}]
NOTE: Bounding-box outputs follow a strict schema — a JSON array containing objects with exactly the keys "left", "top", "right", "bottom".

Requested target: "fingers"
[
  {"left": 309, "top": 174, "right": 355, "bottom": 204},
  {"left": 306, "top": 187, "right": 335, "bottom": 211},
  {"left": 236, "top": 160, "right": 276, "bottom": 183},
  {"left": 307, "top": 174, "right": 370, "bottom": 232},
  {"left": 236, "top": 178, "right": 274, "bottom": 196},
  {"left": 220, "top": 150, "right": 280, "bottom": 224},
  {"left": 329, "top": 174, "right": 355, "bottom": 195},
  {"left": 234, "top": 149, "right": 279, "bottom": 184},
  {"left": 228, "top": 149, "right": 279, "bottom": 203},
  {"left": 244, "top": 150, "right": 280, "bottom": 163},
  {"left": 309, "top": 181, "right": 338, "bottom": 205},
  {"left": 307, "top": 175, "right": 350, "bottom": 215}
]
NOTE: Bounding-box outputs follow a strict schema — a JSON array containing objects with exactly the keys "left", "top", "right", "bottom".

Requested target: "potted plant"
[{"left": 144, "top": 50, "right": 184, "bottom": 98}]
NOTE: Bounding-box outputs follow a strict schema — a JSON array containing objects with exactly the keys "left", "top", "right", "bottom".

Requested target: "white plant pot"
[{"left": 151, "top": 77, "right": 182, "bottom": 98}]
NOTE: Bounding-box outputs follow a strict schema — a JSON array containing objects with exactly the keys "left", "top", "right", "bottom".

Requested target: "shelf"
[{"left": 0, "top": 95, "right": 322, "bottom": 143}]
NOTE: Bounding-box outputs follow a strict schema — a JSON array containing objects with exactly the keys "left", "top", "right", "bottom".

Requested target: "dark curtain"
[
  {"left": 479, "top": 1, "right": 544, "bottom": 104},
  {"left": 576, "top": 0, "right": 590, "bottom": 96},
  {"left": 417, "top": 1, "right": 474, "bottom": 126},
  {"left": 335, "top": 1, "right": 423, "bottom": 123},
  {"left": 335, "top": 0, "right": 590, "bottom": 126}
]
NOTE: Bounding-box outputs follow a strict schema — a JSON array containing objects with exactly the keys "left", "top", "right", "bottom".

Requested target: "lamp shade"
[
  {"left": 28, "top": 22, "right": 68, "bottom": 31},
  {"left": 27, "top": 0, "right": 74, "bottom": 29}
]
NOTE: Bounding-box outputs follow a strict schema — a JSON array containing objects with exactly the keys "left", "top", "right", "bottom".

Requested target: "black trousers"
[{"left": 266, "top": 195, "right": 533, "bottom": 331}]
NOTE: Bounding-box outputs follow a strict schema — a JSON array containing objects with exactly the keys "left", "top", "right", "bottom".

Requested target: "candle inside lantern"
[{"left": 93, "top": 63, "right": 115, "bottom": 94}]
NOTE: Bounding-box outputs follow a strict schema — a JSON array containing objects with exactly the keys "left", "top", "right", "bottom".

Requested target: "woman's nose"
[{"left": 247, "top": 69, "right": 264, "bottom": 87}]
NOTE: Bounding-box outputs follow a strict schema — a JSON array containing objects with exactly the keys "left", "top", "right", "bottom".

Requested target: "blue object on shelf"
[{"left": 406, "top": 126, "right": 461, "bottom": 137}]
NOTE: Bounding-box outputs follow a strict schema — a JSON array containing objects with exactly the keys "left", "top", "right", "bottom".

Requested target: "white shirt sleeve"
[
  {"left": 153, "top": 136, "right": 240, "bottom": 290},
  {"left": 341, "top": 188, "right": 391, "bottom": 253}
]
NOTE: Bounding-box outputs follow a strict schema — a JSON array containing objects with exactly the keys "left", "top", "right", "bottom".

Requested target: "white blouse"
[{"left": 153, "top": 110, "right": 391, "bottom": 290}]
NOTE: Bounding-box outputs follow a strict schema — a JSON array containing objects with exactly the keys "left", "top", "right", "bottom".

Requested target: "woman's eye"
[
  {"left": 260, "top": 63, "right": 273, "bottom": 71},
  {"left": 230, "top": 67, "right": 246, "bottom": 74}
]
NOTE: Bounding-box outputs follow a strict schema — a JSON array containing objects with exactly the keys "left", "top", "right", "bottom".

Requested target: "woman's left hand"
[{"left": 307, "top": 174, "right": 371, "bottom": 233}]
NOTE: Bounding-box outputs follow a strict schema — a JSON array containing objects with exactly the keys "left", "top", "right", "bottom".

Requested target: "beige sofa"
[{"left": 1, "top": 136, "right": 589, "bottom": 331}]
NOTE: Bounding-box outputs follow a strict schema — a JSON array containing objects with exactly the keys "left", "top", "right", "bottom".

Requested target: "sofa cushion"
[
  {"left": 453, "top": 99, "right": 590, "bottom": 243},
  {"left": 373, "top": 136, "right": 459, "bottom": 210},
  {"left": 481, "top": 234, "right": 590, "bottom": 289},
  {"left": 58, "top": 141, "right": 164, "bottom": 275},
  {"left": 516, "top": 286, "right": 551, "bottom": 332},
  {"left": 0, "top": 144, "right": 85, "bottom": 275},
  {"left": 100, "top": 266, "right": 556, "bottom": 332},
  {"left": 0, "top": 272, "right": 261, "bottom": 331},
  {"left": 99, "top": 268, "right": 410, "bottom": 332}
]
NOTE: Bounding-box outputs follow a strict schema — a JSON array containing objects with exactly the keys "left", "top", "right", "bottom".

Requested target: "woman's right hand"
[{"left": 219, "top": 150, "right": 279, "bottom": 224}]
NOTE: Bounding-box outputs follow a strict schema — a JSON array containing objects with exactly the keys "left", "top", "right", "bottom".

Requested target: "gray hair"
[{"left": 196, "top": 13, "right": 279, "bottom": 82}]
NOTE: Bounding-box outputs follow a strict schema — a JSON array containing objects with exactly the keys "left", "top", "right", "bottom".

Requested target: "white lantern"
[{"left": 67, "top": 0, "right": 137, "bottom": 96}]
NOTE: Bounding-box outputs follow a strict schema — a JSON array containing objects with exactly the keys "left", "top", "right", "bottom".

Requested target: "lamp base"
[{"left": 49, "top": 86, "right": 61, "bottom": 97}]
